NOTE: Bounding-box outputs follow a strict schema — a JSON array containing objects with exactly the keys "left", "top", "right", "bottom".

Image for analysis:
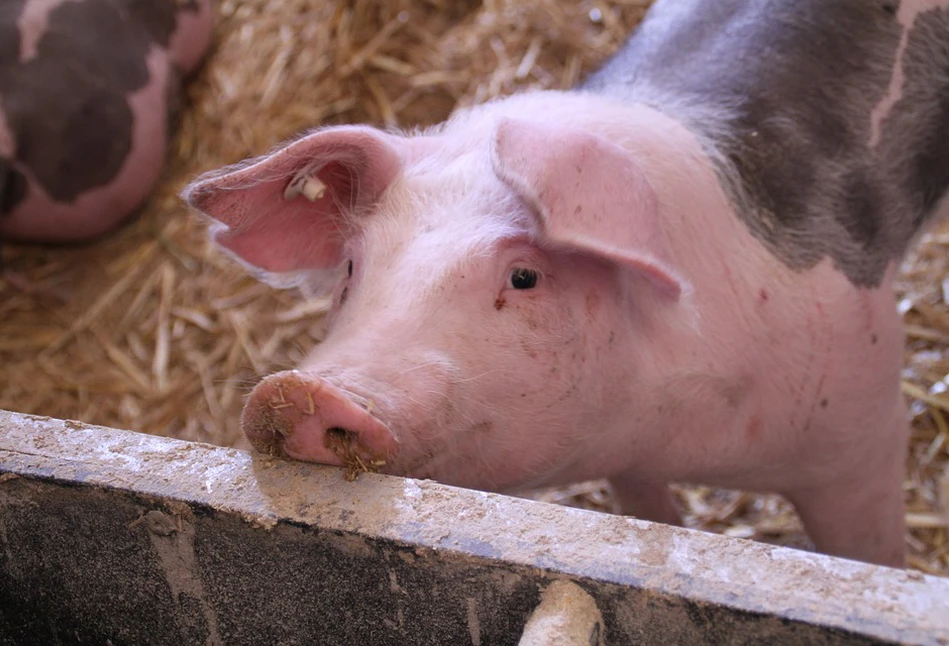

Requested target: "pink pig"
[
  {"left": 184, "top": 0, "right": 949, "bottom": 567},
  {"left": 0, "top": 0, "right": 215, "bottom": 243}
]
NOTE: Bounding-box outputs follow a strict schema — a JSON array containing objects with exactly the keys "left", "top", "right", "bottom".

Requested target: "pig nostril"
[
  {"left": 324, "top": 426, "right": 387, "bottom": 481},
  {"left": 324, "top": 426, "right": 360, "bottom": 462},
  {"left": 326, "top": 426, "right": 353, "bottom": 442}
]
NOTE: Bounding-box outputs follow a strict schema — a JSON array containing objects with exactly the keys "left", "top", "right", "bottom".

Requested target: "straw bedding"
[{"left": 1, "top": 0, "right": 946, "bottom": 575}]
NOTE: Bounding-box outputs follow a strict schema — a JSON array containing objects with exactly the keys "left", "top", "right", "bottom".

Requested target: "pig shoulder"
[{"left": 582, "top": 0, "right": 949, "bottom": 289}]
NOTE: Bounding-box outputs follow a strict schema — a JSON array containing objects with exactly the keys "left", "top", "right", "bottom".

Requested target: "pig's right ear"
[
  {"left": 491, "top": 117, "right": 685, "bottom": 300},
  {"left": 181, "top": 125, "right": 403, "bottom": 275}
]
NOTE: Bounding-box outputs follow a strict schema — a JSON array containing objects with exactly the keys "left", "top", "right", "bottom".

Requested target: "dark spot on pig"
[
  {"left": 0, "top": 0, "right": 26, "bottom": 62},
  {"left": 128, "top": 0, "right": 180, "bottom": 48},
  {"left": 2, "top": 76, "right": 134, "bottom": 201},
  {"left": 758, "top": 288, "right": 768, "bottom": 302},
  {"left": 574, "top": 204, "right": 583, "bottom": 215},
  {"left": 608, "top": 330, "right": 616, "bottom": 347},
  {"left": 37, "top": 0, "right": 153, "bottom": 90},
  {"left": 840, "top": 173, "right": 881, "bottom": 247},
  {"left": 178, "top": 0, "right": 202, "bottom": 12},
  {"left": 0, "top": 160, "right": 27, "bottom": 215},
  {"left": 494, "top": 296, "right": 506, "bottom": 311},
  {"left": 820, "top": 398, "right": 829, "bottom": 408},
  {"left": 520, "top": 393, "right": 527, "bottom": 397},
  {"left": 583, "top": 1, "right": 949, "bottom": 289},
  {"left": 871, "top": 333, "right": 878, "bottom": 345},
  {"left": 903, "top": 12, "right": 949, "bottom": 215}
]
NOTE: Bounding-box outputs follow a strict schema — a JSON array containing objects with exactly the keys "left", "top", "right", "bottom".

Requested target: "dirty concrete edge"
[{"left": 1, "top": 409, "right": 947, "bottom": 645}]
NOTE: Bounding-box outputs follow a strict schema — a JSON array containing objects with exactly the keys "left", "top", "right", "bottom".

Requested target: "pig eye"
[
  {"left": 347, "top": 260, "right": 353, "bottom": 277},
  {"left": 509, "top": 268, "right": 538, "bottom": 290}
]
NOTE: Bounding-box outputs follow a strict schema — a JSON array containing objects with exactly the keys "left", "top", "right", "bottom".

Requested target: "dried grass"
[{"left": 1, "top": 0, "right": 946, "bottom": 575}]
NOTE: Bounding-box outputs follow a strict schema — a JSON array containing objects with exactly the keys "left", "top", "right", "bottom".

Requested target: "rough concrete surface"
[{"left": 1, "top": 410, "right": 948, "bottom": 645}]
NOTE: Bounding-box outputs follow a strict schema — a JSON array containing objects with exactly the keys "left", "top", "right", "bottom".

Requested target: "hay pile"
[{"left": 1, "top": 0, "right": 947, "bottom": 575}]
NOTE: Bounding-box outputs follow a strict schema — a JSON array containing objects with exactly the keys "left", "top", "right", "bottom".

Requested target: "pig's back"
[{"left": 581, "top": 0, "right": 949, "bottom": 289}]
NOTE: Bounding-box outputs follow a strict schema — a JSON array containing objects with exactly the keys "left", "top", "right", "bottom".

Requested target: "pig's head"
[{"left": 183, "top": 114, "right": 687, "bottom": 492}]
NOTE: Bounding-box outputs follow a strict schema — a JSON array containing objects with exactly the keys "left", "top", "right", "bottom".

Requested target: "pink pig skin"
[{"left": 184, "top": 90, "right": 915, "bottom": 568}]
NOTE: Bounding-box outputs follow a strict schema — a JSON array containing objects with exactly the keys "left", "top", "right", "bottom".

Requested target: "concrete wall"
[{"left": 1, "top": 410, "right": 947, "bottom": 645}]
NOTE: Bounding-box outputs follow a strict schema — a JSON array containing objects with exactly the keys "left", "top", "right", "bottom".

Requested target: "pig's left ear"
[{"left": 491, "top": 117, "right": 683, "bottom": 299}]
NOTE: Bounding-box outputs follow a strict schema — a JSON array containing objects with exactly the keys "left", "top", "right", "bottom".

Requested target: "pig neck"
[{"left": 594, "top": 98, "right": 772, "bottom": 480}]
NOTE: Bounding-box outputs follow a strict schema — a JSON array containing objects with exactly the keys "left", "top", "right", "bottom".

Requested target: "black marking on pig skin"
[
  {"left": 0, "top": 67, "right": 135, "bottom": 202},
  {"left": 901, "top": 11, "right": 949, "bottom": 216},
  {"left": 0, "top": 1, "right": 26, "bottom": 63},
  {"left": 582, "top": 0, "right": 949, "bottom": 289},
  {"left": 33, "top": 0, "right": 155, "bottom": 90},
  {"left": 128, "top": 0, "right": 181, "bottom": 48},
  {"left": 0, "top": 159, "right": 28, "bottom": 216},
  {"left": 0, "top": 0, "right": 188, "bottom": 205}
]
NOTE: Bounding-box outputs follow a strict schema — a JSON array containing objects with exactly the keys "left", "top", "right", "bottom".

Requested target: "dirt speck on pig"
[
  {"left": 0, "top": 0, "right": 215, "bottom": 243},
  {"left": 183, "top": 0, "right": 949, "bottom": 568}
]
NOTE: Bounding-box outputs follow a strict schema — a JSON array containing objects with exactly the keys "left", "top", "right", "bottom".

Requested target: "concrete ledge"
[{"left": 1, "top": 409, "right": 947, "bottom": 645}]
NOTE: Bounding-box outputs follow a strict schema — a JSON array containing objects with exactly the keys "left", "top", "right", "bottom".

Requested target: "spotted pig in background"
[{"left": 0, "top": 0, "right": 214, "bottom": 243}]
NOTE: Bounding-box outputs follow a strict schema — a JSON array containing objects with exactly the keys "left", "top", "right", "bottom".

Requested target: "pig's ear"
[
  {"left": 181, "top": 125, "right": 403, "bottom": 275},
  {"left": 490, "top": 117, "right": 683, "bottom": 299}
]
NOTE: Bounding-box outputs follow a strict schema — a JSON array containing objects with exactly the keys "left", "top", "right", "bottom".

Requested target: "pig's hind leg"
[
  {"left": 783, "top": 406, "right": 909, "bottom": 568},
  {"left": 608, "top": 474, "right": 683, "bottom": 526}
]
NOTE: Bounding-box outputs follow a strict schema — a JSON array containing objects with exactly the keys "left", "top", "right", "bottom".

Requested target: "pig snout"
[{"left": 241, "top": 370, "right": 399, "bottom": 476}]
